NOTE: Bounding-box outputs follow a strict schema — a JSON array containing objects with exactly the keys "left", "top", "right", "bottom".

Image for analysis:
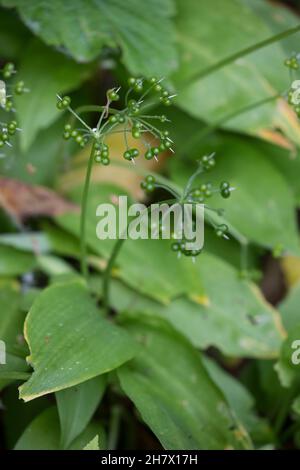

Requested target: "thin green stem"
[
  {"left": 80, "top": 142, "right": 96, "bottom": 280},
  {"left": 185, "top": 24, "right": 300, "bottom": 84},
  {"left": 103, "top": 238, "right": 126, "bottom": 313},
  {"left": 67, "top": 106, "right": 92, "bottom": 132},
  {"left": 155, "top": 183, "right": 181, "bottom": 199},
  {"left": 108, "top": 405, "right": 122, "bottom": 450},
  {"left": 76, "top": 105, "right": 119, "bottom": 117},
  {"left": 274, "top": 382, "right": 297, "bottom": 436},
  {"left": 102, "top": 199, "right": 177, "bottom": 312}
]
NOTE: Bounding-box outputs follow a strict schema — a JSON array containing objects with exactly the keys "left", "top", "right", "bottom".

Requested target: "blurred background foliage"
[{"left": 1, "top": 0, "right": 300, "bottom": 451}]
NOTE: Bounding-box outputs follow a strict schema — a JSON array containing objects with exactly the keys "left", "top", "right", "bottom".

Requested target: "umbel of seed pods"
[
  {"left": 140, "top": 153, "right": 234, "bottom": 259},
  {"left": 0, "top": 62, "right": 26, "bottom": 150},
  {"left": 284, "top": 54, "right": 300, "bottom": 118},
  {"left": 57, "top": 76, "right": 175, "bottom": 166}
]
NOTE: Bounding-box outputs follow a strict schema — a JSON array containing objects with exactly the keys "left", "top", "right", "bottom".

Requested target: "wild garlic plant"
[
  {"left": 57, "top": 77, "right": 176, "bottom": 280},
  {"left": 57, "top": 76, "right": 237, "bottom": 305}
]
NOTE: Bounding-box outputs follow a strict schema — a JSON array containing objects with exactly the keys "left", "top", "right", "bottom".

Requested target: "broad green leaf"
[
  {"left": 83, "top": 435, "right": 99, "bottom": 450},
  {"left": 203, "top": 357, "right": 273, "bottom": 445},
  {"left": 14, "top": 406, "right": 105, "bottom": 450},
  {"left": 1, "top": 0, "right": 177, "bottom": 77},
  {"left": 56, "top": 183, "right": 206, "bottom": 304},
  {"left": 0, "top": 226, "right": 81, "bottom": 259},
  {"left": 15, "top": 39, "right": 93, "bottom": 151},
  {"left": 0, "top": 282, "right": 23, "bottom": 344},
  {"left": 172, "top": 0, "right": 300, "bottom": 143},
  {"left": 275, "top": 323, "right": 300, "bottom": 387},
  {"left": 36, "top": 254, "right": 76, "bottom": 277},
  {"left": 0, "top": 232, "right": 49, "bottom": 253},
  {"left": 0, "top": 245, "right": 36, "bottom": 276},
  {"left": 1, "top": 385, "right": 49, "bottom": 449},
  {"left": 0, "top": 7, "right": 29, "bottom": 58},
  {"left": 1, "top": 118, "right": 66, "bottom": 186},
  {"left": 56, "top": 375, "right": 107, "bottom": 449},
  {"left": 0, "top": 284, "right": 29, "bottom": 390},
  {"left": 255, "top": 140, "right": 300, "bottom": 207},
  {"left": 109, "top": 249, "right": 284, "bottom": 358},
  {"left": 118, "top": 314, "right": 252, "bottom": 449},
  {"left": 170, "top": 134, "right": 299, "bottom": 254},
  {"left": 19, "top": 280, "right": 138, "bottom": 401},
  {"left": 241, "top": 360, "right": 285, "bottom": 418},
  {"left": 279, "top": 282, "right": 300, "bottom": 333},
  {"left": 0, "top": 352, "right": 29, "bottom": 391}
]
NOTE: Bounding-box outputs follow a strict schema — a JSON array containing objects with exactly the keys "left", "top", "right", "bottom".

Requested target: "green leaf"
[
  {"left": 0, "top": 7, "right": 30, "bottom": 59},
  {"left": 56, "top": 183, "right": 206, "bottom": 304},
  {"left": 0, "top": 283, "right": 29, "bottom": 390},
  {"left": 172, "top": 0, "right": 300, "bottom": 142},
  {"left": 0, "top": 352, "right": 29, "bottom": 391},
  {"left": 83, "top": 435, "right": 100, "bottom": 450},
  {"left": 56, "top": 375, "right": 107, "bottom": 449},
  {"left": 275, "top": 323, "right": 300, "bottom": 388},
  {"left": 0, "top": 282, "right": 23, "bottom": 344},
  {"left": 19, "top": 280, "right": 138, "bottom": 401},
  {"left": 279, "top": 282, "right": 300, "bottom": 333},
  {"left": 203, "top": 357, "right": 273, "bottom": 445},
  {"left": 118, "top": 314, "right": 252, "bottom": 449},
  {"left": 0, "top": 245, "right": 36, "bottom": 276},
  {"left": 14, "top": 406, "right": 105, "bottom": 450},
  {"left": 15, "top": 39, "right": 93, "bottom": 151},
  {"left": 170, "top": 134, "right": 299, "bottom": 254},
  {"left": 1, "top": 0, "right": 177, "bottom": 77},
  {"left": 2, "top": 118, "right": 66, "bottom": 186},
  {"left": 109, "top": 249, "right": 284, "bottom": 358}
]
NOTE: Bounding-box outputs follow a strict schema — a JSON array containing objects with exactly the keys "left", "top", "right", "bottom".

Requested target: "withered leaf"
[{"left": 0, "top": 178, "right": 79, "bottom": 223}]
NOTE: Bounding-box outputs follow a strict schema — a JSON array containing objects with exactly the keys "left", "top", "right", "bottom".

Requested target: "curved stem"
[
  {"left": 75, "top": 105, "right": 119, "bottom": 116},
  {"left": 80, "top": 142, "right": 96, "bottom": 280},
  {"left": 155, "top": 183, "right": 181, "bottom": 199},
  {"left": 185, "top": 24, "right": 300, "bottom": 85},
  {"left": 108, "top": 405, "right": 122, "bottom": 450}
]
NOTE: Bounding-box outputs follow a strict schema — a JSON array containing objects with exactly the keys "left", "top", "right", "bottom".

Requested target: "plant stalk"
[{"left": 80, "top": 143, "right": 96, "bottom": 280}]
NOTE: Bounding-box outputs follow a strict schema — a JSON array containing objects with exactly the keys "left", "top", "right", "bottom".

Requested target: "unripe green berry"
[
  {"left": 123, "top": 150, "right": 132, "bottom": 161},
  {"left": 146, "top": 175, "right": 155, "bottom": 184},
  {"left": 3, "top": 62, "right": 15, "bottom": 79},
  {"left": 151, "top": 147, "right": 160, "bottom": 156},
  {"left": 132, "top": 127, "right": 140, "bottom": 138},
  {"left": 128, "top": 77, "right": 136, "bottom": 86},
  {"left": 221, "top": 188, "right": 230, "bottom": 198},
  {"left": 145, "top": 150, "right": 153, "bottom": 160},
  {"left": 107, "top": 89, "right": 119, "bottom": 101},
  {"left": 131, "top": 148, "right": 139, "bottom": 158},
  {"left": 101, "top": 157, "right": 110, "bottom": 166},
  {"left": 146, "top": 183, "right": 155, "bottom": 192}
]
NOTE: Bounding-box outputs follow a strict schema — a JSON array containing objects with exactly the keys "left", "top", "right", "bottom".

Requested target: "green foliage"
[
  {"left": 118, "top": 314, "right": 252, "bottom": 449},
  {"left": 1, "top": 0, "right": 300, "bottom": 452},
  {"left": 19, "top": 281, "right": 138, "bottom": 401},
  {"left": 0, "top": 0, "right": 177, "bottom": 76}
]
